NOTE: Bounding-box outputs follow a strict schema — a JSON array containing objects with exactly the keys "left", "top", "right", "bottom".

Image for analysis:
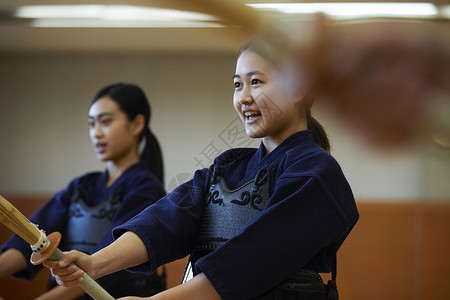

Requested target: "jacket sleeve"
[
  {"left": 112, "top": 168, "right": 209, "bottom": 274},
  {"left": 93, "top": 172, "right": 166, "bottom": 254}
]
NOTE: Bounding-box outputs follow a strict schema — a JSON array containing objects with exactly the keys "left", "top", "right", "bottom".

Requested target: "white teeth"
[{"left": 245, "top": 111, "right": 259, "bottom": 117}]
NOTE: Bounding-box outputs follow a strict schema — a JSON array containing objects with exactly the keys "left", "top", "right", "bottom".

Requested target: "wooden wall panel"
[
  {"left": 337, "top": 203, "right": 419, "bottom": 299},
  {"left": 420, "top": 204, "right": 450, "bottom": 300},
  {"left": 337, "top": 202, "right": 450, "bottom": 300}
]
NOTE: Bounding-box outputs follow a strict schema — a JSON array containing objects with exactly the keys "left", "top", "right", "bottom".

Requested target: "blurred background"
[{"left": 0, "top": 0, "right": 449, "bottom": 299}]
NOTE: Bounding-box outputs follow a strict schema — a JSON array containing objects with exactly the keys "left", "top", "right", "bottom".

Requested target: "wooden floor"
[{"left": 1, "top": 196, "right": 449, "bottom": 300}]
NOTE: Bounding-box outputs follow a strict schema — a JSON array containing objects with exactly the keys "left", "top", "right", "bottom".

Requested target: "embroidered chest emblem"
[{"left": 206, "top": 178, "right": 267, "bottom": 211}]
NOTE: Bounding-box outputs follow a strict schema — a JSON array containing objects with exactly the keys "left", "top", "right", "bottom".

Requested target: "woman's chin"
[
  {"left": 96, "top": 154, "right": 109, "bottom": 162},
  {"left": 245, "top": 128, "right": 264, "bottom": 139}
]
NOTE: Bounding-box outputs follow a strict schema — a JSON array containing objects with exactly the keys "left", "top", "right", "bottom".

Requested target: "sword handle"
[{"left": 47, "top": 247, "right": 115, "bottom": 300}]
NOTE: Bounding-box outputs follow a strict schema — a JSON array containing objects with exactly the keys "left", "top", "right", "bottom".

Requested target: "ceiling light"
[
  {"left": 15, "top": 5, "right": 221, "bottom": 28},
  {"left": 247, "top": 2, "right": 439, "bottom": 19}
]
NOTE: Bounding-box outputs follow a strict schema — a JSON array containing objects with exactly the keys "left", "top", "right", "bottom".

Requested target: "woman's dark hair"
[
  {"left": 92, "top": 83, "right": 164, "bottom": 182},
  {"left": 238, "top": 36, "right": 331, "bottom": 153},
  {"left": 306, "top": 112, "right": 330, "bottom": 153}
]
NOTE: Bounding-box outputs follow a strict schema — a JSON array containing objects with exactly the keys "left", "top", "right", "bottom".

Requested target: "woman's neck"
[
  {"left": 262, "top": 122, "right": 307, "bottom": 155},
  {"left": 105, "top": 153, "right": 140, "bottom": 187}
]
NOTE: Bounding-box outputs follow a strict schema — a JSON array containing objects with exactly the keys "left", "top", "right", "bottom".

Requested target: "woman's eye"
[
  {"left": 88, "top": 121, "right": 95, "bottom": 128},
  {"left": 101, "top": 119, "right": 112, "bottom": 125},
  {"left": 252, "top": 79, "right": 262, "bottom": 85},
  {"left": 234, "top": 82, "right": 242, "bottom": 88}
]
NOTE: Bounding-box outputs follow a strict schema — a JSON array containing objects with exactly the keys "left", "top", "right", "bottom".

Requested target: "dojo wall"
[{"left": 0, "top": 53, "right": 449, "bottom": 199}]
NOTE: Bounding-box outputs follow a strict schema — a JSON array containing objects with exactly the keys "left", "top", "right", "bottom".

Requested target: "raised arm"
[{"left": 44, "top": 231, "right": 148, "bottom": 287}]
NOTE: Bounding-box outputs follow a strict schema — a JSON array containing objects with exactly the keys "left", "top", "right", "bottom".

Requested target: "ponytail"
[
  {"left": 307, "top": 112, "right": 331, "bottom": 153},
  {"left": 141, "top": 128, "right": 164, "bottom": 184}
]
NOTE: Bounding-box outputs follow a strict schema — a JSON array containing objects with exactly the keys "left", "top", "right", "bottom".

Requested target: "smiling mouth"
[{"left": 244, "top": 111, "right": 261, "bottom": 120}]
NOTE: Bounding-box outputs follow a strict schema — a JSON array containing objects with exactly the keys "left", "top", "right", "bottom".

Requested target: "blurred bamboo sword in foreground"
[
  {"left": 180, "top": 0, "right": 450, "bottom": 149},
  {"left": 0, "top": 195, "right": 114, "bottom": 300}
]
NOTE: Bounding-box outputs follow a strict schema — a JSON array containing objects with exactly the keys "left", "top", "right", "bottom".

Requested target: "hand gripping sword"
[{"left": 0, "top": 195, "right": 114, "bottom": 300}]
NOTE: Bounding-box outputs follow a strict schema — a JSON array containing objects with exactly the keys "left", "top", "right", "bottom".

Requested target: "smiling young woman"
[{"left": 44, "top": 41, "right": 358, "bottom": 300}]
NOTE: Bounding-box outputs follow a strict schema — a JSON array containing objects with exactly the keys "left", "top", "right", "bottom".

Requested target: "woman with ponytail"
[
  {"left": 92, "top": 83, "right": 164, "bottom": 184},
  {"left": 47, "top": 38, "right": 359, "bottom": 300},
  {"left": 1, "top": 83, "right": 166, "bottom": 299}
]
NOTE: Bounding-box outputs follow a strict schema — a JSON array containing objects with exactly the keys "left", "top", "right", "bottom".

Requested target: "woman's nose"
[
  {"left": 91, "top": 124, "right": 103, "bottom": 138},
  {"left": 239, "top": 87, "right": 253, "bottom": 105}
]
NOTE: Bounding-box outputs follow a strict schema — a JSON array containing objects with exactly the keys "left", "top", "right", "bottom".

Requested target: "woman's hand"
[
  {"left": 43, "top": 231, "right": 150, "bottom": 288},
  {"left": 43, "top": 250, "right": 94, "bottom": 287},
  {"left": 316, "top": 21, "right": 445, "bottom": 147},
  {"left": 293, "top": 16, "right": 449, "bottom": 148}
]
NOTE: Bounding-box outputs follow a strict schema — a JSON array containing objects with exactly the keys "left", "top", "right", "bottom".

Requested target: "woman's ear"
[{"left": 131, "top": 114, "right": 146, "bottom": 136}]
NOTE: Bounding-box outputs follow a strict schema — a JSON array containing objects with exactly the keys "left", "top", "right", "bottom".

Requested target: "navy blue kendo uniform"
[
  {"left": 113, "top": 130, "right": 359, "bottom": 300},
  {"left": 2, "top": 162, "right": 166, "bottom": 298}
]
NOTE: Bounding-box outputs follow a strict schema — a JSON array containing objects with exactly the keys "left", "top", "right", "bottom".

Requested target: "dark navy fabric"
[
  {"left": 113, "top": 130, "right": 359, "bottom": 299},
  {"left": 2, "top": 162, "right": 166, "bottom": 294},
  {"left": 62, "top": 189, "right": 123, "bottom": 254}
]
